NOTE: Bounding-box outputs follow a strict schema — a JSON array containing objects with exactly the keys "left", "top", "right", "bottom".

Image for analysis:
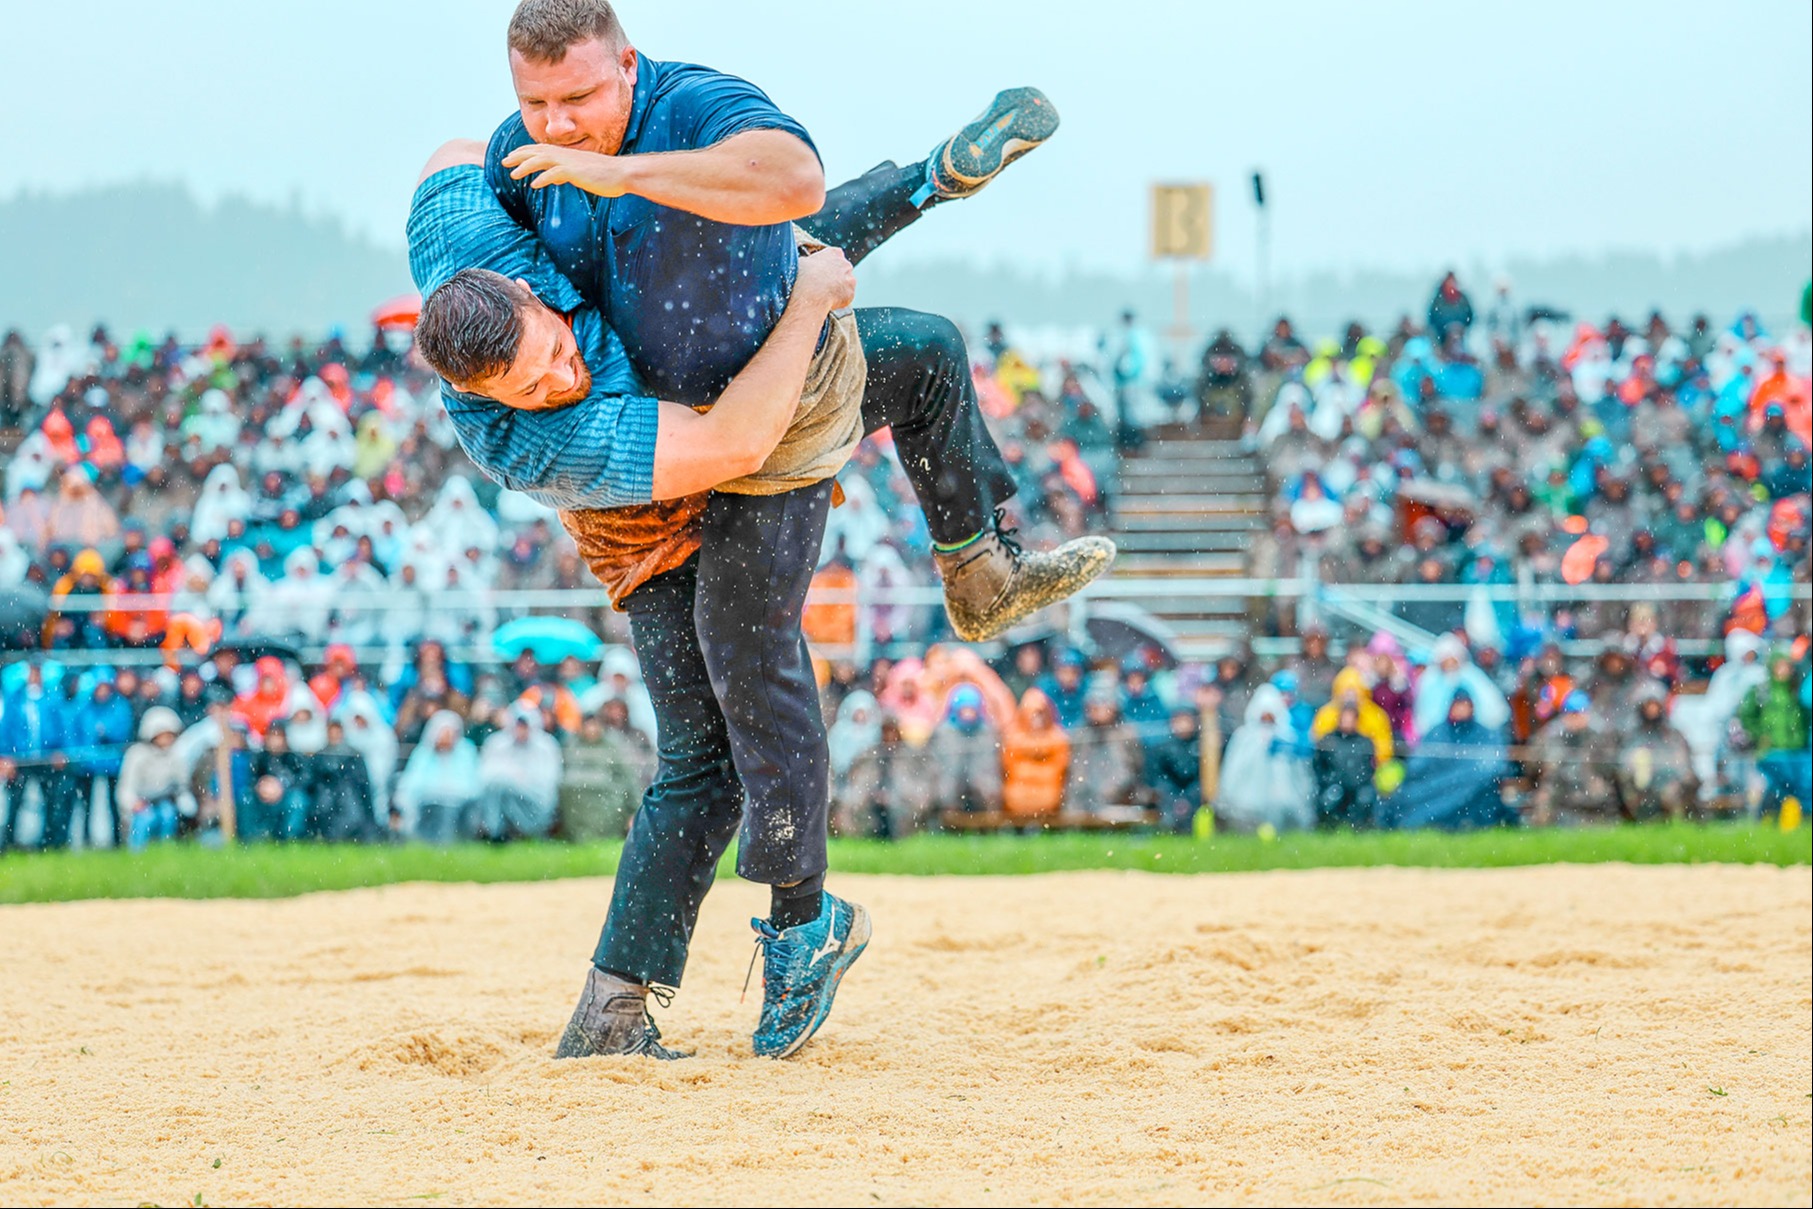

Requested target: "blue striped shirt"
[{"left": 406, "top": 164, "right": 659, "bottom": 510}]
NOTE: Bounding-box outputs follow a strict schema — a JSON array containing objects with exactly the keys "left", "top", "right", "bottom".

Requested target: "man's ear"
[
  {"left": 621, "top": 44, "right": 637, "bottom": 82},
  {"left": 514, "top": 277, "right": 534, "bottom": 294}
]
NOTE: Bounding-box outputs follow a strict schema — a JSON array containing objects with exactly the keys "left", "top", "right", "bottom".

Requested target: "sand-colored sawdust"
[{"left": 0, "top": 863, "right": 1808, "bottom": 1207}]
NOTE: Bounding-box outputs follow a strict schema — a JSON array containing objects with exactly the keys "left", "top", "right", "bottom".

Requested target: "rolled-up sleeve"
[{"left": 407, "top": 164, "right": 585, "bottom": 312}]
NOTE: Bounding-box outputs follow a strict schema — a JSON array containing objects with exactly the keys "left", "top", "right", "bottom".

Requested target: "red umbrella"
[{"left": 371, "top": 293, "right": 422, "bottom": 330}]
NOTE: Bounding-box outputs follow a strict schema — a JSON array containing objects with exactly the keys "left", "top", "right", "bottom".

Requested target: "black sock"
[{"left": 770, "top": 873, "right": 826, "bottom": 930}]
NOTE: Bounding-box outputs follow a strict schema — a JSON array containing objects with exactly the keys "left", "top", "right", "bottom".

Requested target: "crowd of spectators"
[{"left": 0, "top": 272, "right": 1807, "bottom": 852}]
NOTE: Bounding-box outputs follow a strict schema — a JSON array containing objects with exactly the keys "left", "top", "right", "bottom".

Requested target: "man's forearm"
[
  {"left": 616, "top": 132, "right": 825, "bottom": 223},
  {"left": 507, "top": 130, "right": 825, "bottom": 226}
]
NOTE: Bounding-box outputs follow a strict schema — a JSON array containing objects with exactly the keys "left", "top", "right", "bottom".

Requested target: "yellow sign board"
[{"left": 1151, "top": 183, "right": 1213, "bottom": 261}]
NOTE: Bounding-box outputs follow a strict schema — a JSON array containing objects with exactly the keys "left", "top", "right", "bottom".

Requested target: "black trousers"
[{"left": 590, "top": 161, "right": 1015, "bottom": 986}]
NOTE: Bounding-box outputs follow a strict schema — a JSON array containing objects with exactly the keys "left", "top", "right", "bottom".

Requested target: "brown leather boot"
[
  {"left": 553, "top": 967, "right": 687, "bottom": 1060},
  {"left": 933, "top": 527, "right": 1117, "bottom": 642}
]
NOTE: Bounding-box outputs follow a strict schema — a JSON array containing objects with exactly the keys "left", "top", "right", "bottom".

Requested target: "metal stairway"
[{"left": 1097, "top": 435, "right": 1266, "bottom": 661}]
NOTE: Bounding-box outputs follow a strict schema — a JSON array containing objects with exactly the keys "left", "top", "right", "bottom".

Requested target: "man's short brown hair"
[
  {"left": 507, "top": 0, "right": 626, "bottom": 63},
  {"left": 415, "top": 269, "right": 534, "bottom": 388}
]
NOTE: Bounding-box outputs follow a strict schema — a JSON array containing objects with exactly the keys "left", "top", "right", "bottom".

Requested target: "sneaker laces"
[{"left": 741, "top": 933, "right": 770, "bottom": 1004}]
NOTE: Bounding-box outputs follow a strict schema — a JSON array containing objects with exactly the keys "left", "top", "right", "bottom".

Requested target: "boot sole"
[{"left": 936, "top": 87, "right": 1060, "bottom": 195}]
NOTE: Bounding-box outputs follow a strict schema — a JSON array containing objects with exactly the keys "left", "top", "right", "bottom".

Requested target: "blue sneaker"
[
  {"left": 917, "top": 87, "right": 1060, "bottom": 205},
  {"left": 746, "top": 892, "right": 871, "bottom": 1059}
]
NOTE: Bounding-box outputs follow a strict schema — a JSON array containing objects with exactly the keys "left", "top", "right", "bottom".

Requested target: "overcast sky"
[{"left": 2, "top": 0, "right": 1808, "bottom": 281}]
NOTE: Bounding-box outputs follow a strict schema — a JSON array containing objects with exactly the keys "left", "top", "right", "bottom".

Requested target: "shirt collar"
[{"left": 620, "top": 52, "right": 661, "bottom": 151}]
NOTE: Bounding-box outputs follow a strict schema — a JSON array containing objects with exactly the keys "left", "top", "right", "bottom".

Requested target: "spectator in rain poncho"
[
  {"left": 420, "top": 477, "right": 499, "bottom": 557},
  {"left": 190, "top": 465, "right": 254, "bottom": 545},
  {"left": 208, "top": 549, "right": 267, "bottom": 640},
  {"left": 1310, "top": 668, "right": 1395, "bottom": 764},
  {"left": 590, "top": 647, "right": 658, "bottom": 743},
  {"left": 261, "top": 548, "right": 334, "bottom": 643},
  {"left": 821, "top": 474, "right": 889, "bottom": 563},
  {"left": 475, "top": 706, "right": 563, "bottom": 840},
  {"left": 114, "top": 706, "right": 195, "bottom": 851},
  {"left": 1383, "top": 690, "right": 1512, "bottom": 830},
  {"left": 283, "top": 685, "right": 329, "bottom": 755},
  {"left": 336, "top": 689, "right": 398, "bottom": 819},
  {"left": 420, "top": 563, "right": 495, "bottom": 648},
  {"left": 1737, "top": 651, "right": 1812, "bottom": 815},
  {"left": 27, "top": 324, "right": 92, "bottom": 405},
  {"left": 1000, "top": 688, "right": 1070, "bottom": 821},
  {"left": 834, "top": 712, "right": 935, "bottom": 838},
  {"left": 927, "top": 684, "right": 1003, "bottom": 816},
  {"left": 1214, "top": 684, "right": 1313, "bottom": 833},
  {"left": 0, "top": 529, "right": 30, "bottom": 586},
  {"left": 324, "top": 554, "right": 388, "bottom": 647},
  {"left": 1671, "top": 629, "right": 1769, "bottom": 792},
  {"left": 1412, "top": 634, "right": 1510, "bottom": 742},
  {"left": 45, "top": 467, "right": 121, "bottom": 553},
  {"left": 1363, "top": 632, "right": 1417, "bottom": 742},
  {"left": 827, "top": 690, "right": 882, "bottom": 780},
  {"left": 5, "top": 436, "right": 59, "bottom": 506},
  {"left": 380, "top": 559, "right": 437, "bottom": 660},
  {"left": 182, "top": 389, "right": 241, "bottom": 452},
  {"left": 352, "top": 413, "right": 399, "bottom": 481},
  {"left": 1285, "top": 472, "right": 1343, "bottom": 535},
  {"left": 231, "top": 656, "right": 292, "bottom": 741},
  {"left": 392, "top": 709, "right": 479, "bottom": 841},
  {"left": 878, "top": 659, "right": 945, "bottom": 746}
]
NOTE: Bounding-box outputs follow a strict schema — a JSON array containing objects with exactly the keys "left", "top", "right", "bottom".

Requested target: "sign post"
[{"left": 1150, "top": 182, "right": 1213, "bottom": 344}]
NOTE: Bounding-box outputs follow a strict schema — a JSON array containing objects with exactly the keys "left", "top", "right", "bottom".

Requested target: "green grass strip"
[{"left": 0, "top": 824, "right": 1804, "bottom": 905}]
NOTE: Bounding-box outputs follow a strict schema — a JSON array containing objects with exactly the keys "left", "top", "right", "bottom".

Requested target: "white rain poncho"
[
  {"left": 1214, "top": 684, "right": 1313, "bottom": 832},
  {"left": 1670, "top": 629, "right": 1771, "bottom": 787},
  {"left": 391, "top": 710, "right": 479, "bottom": 836},
  {"left": 27, "top": 325, "right": 95, "bottom": 405},
  {"left": 477, "top": 706, "right": 564, "bottom": 813},
  {"left": 182, "top": 389, "right": 242, "bottom": 452},
  {"left": 5, "top": 433, "right": 56, "bottom": 501},
  {"left": 419, "top": 477, "right": 499, "bottom": 558},
  {"left": 337, "top": 688, "right": 399, "bottom": 814},
  {"left": 283, "top": 684, "right": 330, "bottom": 754},
  {"left": 1411, "top": 634, "right": 1510, "bottom": 739},
  {"left": 190, "top": 465, "right": 254, "bottom": 545},
  {"left": 261, "top": 548, "right": 334, "bottom": 643},
  {"left": 827, "top": 690, "right": 883, "bottom": 778},
  {"left": 820, "top": 474, "right": 889, "bottom": 562}
]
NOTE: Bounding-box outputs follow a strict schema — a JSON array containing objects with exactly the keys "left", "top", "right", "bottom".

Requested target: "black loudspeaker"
[{"left": 1251, "top": 172, "right": 1266, "bottom": 207}]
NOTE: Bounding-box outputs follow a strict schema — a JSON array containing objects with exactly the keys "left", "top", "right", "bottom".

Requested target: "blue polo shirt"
[
  {"left": 406, "top": 164, "right": 659, "bottom": 510},
  {"left": 485, "top": 56, "right": 819, "bottom": 407}
]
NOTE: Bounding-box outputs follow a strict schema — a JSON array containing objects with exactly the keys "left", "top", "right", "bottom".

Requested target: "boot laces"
[{"left": 991, "top": 507, "right": 1024, "bottom": 557}]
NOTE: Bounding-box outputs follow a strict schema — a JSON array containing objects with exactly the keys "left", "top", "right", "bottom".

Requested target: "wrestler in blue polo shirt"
[{"left": 486, "top": 57, "right": 814, "bottom": 406}]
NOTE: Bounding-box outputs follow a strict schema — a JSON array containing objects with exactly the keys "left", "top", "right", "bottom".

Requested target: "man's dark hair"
[
  {"left": 508, "top": 0, "right": 625, "bottom": 63},
  {"left": 415, "top": 269, "right": 531, "bottom": 387}
]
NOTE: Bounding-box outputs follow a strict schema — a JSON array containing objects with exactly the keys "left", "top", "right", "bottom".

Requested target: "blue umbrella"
[{"left": 492, "top": 616, "right": 603, "bottom": 665}]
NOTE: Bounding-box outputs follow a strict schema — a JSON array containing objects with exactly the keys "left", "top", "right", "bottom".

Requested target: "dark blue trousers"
[{"left": 589, "top": 162, "right": 1018, "bottom": 988}]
